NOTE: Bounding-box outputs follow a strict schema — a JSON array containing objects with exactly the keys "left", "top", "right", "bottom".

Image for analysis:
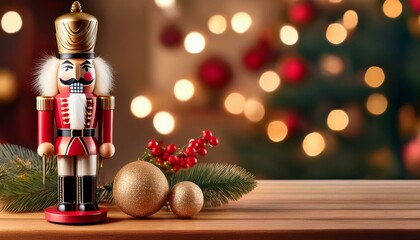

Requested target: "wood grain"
[{"left": 1, "top": 180, "right": 420, "bottom": 240}]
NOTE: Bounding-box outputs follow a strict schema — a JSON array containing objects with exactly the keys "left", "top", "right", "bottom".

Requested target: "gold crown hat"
[{"left": 55, "top": 1, "right": 97, "bottom": 59}]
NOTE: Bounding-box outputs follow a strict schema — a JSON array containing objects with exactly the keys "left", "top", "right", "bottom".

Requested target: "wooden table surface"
[{"left": 1, "top": 180, "right": 420, "bottom": 240}]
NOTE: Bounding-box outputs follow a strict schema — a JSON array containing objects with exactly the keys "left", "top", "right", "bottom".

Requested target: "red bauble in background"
[
  {"left": 243, "top": 40, "right": 273, "bottom": 71},
  {"left": 198, "top": 57, "right": 232, "bottom": 90},
  {"left": 283, "top": 112, "right": 300, "bottom": 135},
  {"left": 409, "top": 0, "right": 420, "bottom": 14},
  {"left": 159, "top": 24, "right": 183, "bottom": 48},
  {"left": 403, "top": 137, "right": 420, "bottom": 177},
  {"left": 288, "top": 1, "right": 317, "bottom": 25},
  {"left": 278, "top": 56, "right": 308, "bottom": 84}
]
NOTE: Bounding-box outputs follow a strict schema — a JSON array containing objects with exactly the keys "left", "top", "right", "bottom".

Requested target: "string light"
[
  {"left": 131, "top": 96, "right": 152, "bottom": 118},
  {"left": 382, "top": 0, "right": 403, "bottom": 19},
  {"left": 1, "top": 11, "right": 22, "bottom": 34},
  {"left": 184, "top": 32, "right": 206, "bottom": 54},
  {"left": 231, "top": 12, "right": 252, "bottom": 34},
  {"left": 243, "top": 98, "right": 265, "bottom": 122},
  {"left": 259, "top": 71, "right": 281, "bottom": 92},
  {"left": 327, "top": 109, "right": 349, "bottom": 131},
  {"left": 0, "top": 69, "right": 18, "bottom": 102},
  {"left": 279, "top": 25, "right": 299, "bottom": 45},
  {"left": 326, "top": 23, "right": 347, "bottom": 45},
  {"left": 302, "top": 132, "right": 326, "bottom": 157},
  {"left": 174, "top": 79, "right": 195, "bottom": 102},
  {"left": 267, "top": 121, "right": 288, "bottom": 142},
  {"left": 153, "top": 111, "right": 175, "bottom": 135},
  {"left": 208, "top": 15, "right": 227, "bottom": 34},
  {"left": 343, "top": 10, "right": 358, "bottom": 30},
  {"left": 224, "top": 92, "right": 246, "bottom": 115},
  {"left": 320, "top": 54, "right": 345, "bottom": 76},
  {"left": 366, "top": 93, "right": 388, "bottom": 115},
  {"left": 364, "top": 66, "right": 385, "bottom": 88},
  {"left": 154, "top": 0, "right": 175, "bottom": 9}
]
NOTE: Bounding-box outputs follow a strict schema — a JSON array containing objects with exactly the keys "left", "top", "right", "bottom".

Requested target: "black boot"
[
  {"left": 57, "top": 176, "right": 76, "bottom": 212},
  {"left": 78, "top": 176, "right": 99, "bottom": 211}
]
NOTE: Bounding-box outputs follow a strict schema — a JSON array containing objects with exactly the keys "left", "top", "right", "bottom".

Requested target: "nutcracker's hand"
[
  {"left": 37, "top": 142, "right": 55, "bottom": 157},
  {"left": 99, "top": 143, "right": 115, "bottom": 158}
]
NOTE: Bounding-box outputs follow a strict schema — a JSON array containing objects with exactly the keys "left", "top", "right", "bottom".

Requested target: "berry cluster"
[{"left": 142, "top": 130, "right": 219, "bottom": 173}]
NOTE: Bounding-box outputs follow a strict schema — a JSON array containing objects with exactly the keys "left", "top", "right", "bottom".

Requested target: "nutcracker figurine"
[{"left": 35, "top": 1, "right": 114, "bottom": 224}]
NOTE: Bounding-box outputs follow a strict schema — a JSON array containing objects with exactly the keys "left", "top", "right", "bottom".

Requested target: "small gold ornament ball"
[
  {"left": 113, "top": 161, "right": 169, "bottom": 217},
  {"left": 169, "top": 181, "right": 204, "bottom": 218}
]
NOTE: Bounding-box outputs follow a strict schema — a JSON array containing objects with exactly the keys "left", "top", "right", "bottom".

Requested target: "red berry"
[
  {"left": 197, "top": 147, "right": 207, "bottom": 156},
  {"left": 147, "top": 140, "right": 158, "bottom": 150},
  {"left": 165, "top": 144, "right": 177, "bottom": 154},
  {"left": 180, "top": 157, "right": 188, "bottom": 167},
  {"left": 185, "top": 146, "right": 196, "bottom": 156},
  {"left": 196, "top": 138, "right": 206, "bottom": 147},
  {"left": 163, "top": 152, "right": 170, "bottom": 161},
  {"left": 151, "top": 147, "right": 162, "bottom": 156},
  {"left": 202, "top": 130, "right": 213, "bottom": 140},
  {"left": 188, "top": 140, "right": 198, "bottom": 149},
  {"left": 187, "top": 156, "right": 197, "bottom": 167},
  {"left": 173, "top": 165, "right": 180, "bottom": 172},
  {"left": 209, "top": 136, "right": 219, "bottom": 146},
  {"left": 168, "top": 155, "right": 177, "bottom": 164},
  {"left": 156, "top": 157, "right": 163, "bottom": 164}
]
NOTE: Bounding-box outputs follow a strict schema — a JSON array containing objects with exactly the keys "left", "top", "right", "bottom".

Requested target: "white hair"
[
  {"left": 34, "top": 55, "right": 59, "bottom": 96},
  {"left": 34, "top": 55, "right": 114, "bottom": 96}
]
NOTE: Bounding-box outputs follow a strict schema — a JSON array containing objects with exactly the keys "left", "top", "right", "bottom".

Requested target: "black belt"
[{"left": 58, "top": 129, "right": 95, "bottom": 137}]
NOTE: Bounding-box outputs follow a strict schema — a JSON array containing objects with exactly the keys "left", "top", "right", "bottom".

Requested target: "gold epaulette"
[
  {"left": 99, "top": 96, "right": 115, "bottom": 110},
  {"left": 36, "top": 96, "right": 54, "bottom": 111}
]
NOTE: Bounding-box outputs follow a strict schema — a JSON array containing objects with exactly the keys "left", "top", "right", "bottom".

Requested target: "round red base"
[{"left": 44, "top": 206, "right": 107, "bottom": 224}]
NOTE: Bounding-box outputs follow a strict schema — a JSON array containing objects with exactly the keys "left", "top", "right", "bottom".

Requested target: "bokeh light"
[
  {"left": 267, "top": 120, "right": 288, "bottom": 142},
  {"left": 364, "top": 66, "right": 385, "bottom": 88},
  {"left": 320, "top": 54, "right": 345, "bottom": 76},
  {"left": 231, "top": 12, "right": 252, "bottom": 34},
  {"left": 327, "top": 109, "right": 349, "bottom": 131},
  {"left": 302, "top": 132, "right": 326, "bottom": 157},
  {"left": 130, "top": 96, "right": 152, "bottom": 118},
  {"left": 366, "top": 93, "right": 388, "bottom": 115},
  {"left": 224, "top": 92, "right": 246, "bottom": 115},
  {"left": 326, "top": 23, "right": 347, "bottom": 45},
  {"left": 153, "top": 111, "right": 175, "bottom": 135},
  {"left": 1, "top": 11, "right": 22, "bottom": 34},
  {"left": 208, "top": 14, "right": 227, "bottom": 34},
  {"left": 280, "top": 25, "right": 299, "bottom": 45},
  {"left": 382, "top": 0, "right": 403, "bottom": 19},
  {"left": 174, "top": 79, "right": 195, "bottom": 102},
  {"left": 154, "top": 0, "right": 175, "bottom": 9},
  {"left": 184, "top": 32, "right": 206, "bottom": 54},
  {"left": 0, "top": 69, "right": 18, "bottom": 102},
  {"left": 243, "top": 98, "right": 265, "bottom": 122},
  {"left": 343, "top": 10, "right": 358, "bottom": 30},
  {"left": 259, "top": 70, "right": 281, "bottom": 92}
]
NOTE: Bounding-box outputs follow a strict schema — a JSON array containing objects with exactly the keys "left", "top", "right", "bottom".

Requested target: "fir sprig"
[
  {"left": 0, "top": 144, "right": 113, "bottom": 212},
  {"left": 167, "top": 163, "right": 257, "bottom": 208}
]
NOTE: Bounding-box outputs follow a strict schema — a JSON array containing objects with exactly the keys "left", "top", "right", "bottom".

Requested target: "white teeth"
[{"left": 70, "top": 82, "right": 83, "bottom": 93}]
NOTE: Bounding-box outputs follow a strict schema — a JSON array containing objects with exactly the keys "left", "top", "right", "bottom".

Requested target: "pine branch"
[
  {"left": 0, "top": 144, "right": 112, "bottom": 212},
  {"left": 167, "top": 163, "right": 257, "bottom": 208}
]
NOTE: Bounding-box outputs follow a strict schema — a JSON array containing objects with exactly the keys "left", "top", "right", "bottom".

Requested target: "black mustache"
[{"left": 60, "top": 77, "right": 94, "bottom": 86}]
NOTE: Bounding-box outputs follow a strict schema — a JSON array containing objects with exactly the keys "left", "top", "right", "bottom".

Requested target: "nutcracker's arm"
[
  {"left": 98, "top": 96, "right": 115, "bottom": 158},
  {"left": 36, "top": 96, "right": 55, "bottom": 157}
]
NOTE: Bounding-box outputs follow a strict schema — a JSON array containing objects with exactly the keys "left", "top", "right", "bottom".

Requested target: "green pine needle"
[{"left": 168, "top": 163, "right": 257, "bottom": 208}]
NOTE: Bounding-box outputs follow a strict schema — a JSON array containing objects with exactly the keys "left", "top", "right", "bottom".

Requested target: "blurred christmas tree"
[{"left": 232, "top": 0, "right": 420, "bottom": 179}]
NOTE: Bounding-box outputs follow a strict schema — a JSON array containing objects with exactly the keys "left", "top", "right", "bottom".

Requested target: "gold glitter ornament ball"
[
  {"left": 169, "top": 181, "right": 204, "bottom": 218},
  {"left": 113, "top": 161, "right": 169, "bottom": 217}
]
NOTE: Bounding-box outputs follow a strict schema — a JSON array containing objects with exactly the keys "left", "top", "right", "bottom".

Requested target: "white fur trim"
[
  {"left": 94, "top": 57, "right": 114, "bottom": 95},
  {"left": 69, "top": 93, "right": 86, "bottom": 129},
  {"left": 34, "top": 56, "right": 59, "bottom": 96}
]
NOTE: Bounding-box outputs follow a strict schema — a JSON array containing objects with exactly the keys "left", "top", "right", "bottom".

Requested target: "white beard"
[{"left": 68, "top": 94, "right": 86, "bottom": 129}]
